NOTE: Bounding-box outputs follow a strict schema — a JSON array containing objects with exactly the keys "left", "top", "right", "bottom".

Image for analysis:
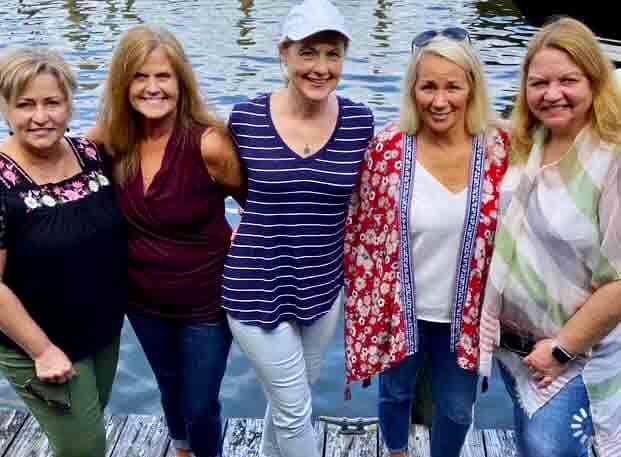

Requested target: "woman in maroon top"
[{"left": 89, "top": 25, "right": 243, "bottom": 457}]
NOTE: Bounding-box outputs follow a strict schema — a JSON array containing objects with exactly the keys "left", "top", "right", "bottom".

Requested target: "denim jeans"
[
  {"left": 378, "top": 320, "right": 478, "bottom": 457},
  {"left": 128, "top": 312, "right": 232, "bottom": 457},
  {"left": 227, "top": 298, "right": 341, "bottom": 457},
  {"left": 499, "top": 362, "right": 594, "bottom": 457}
]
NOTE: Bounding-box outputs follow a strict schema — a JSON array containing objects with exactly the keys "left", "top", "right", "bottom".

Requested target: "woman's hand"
[
  {"left": 33, "top": 344, "right": 77, "bottom": 384},
  {"left": 523, "top": 338, "right": 567, "bottom": 388}
]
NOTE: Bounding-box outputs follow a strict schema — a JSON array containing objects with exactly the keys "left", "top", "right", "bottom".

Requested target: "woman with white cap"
[{"left": 222, "top": 1, "right": 373, "bottom": 456}]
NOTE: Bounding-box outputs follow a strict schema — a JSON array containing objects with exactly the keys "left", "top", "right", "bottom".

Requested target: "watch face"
[{"left": 552, "top": 346, "right": 573, "bottom": 364}]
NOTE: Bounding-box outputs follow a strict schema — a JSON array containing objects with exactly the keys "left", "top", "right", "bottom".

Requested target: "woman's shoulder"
[
  {"left": 66, "top": 136, "right": 103, "bottom": 163},
  {"left": 337, "top": 96, "right": 374, "bottom": 122},
  {"left": 373, "top": 121, "right": 403, "bottom": 146},
  {"left": 230, "top": 94, "right": 270, "bottom": 118}
]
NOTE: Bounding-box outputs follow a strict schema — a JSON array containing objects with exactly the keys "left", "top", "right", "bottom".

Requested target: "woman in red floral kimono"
[{"left": 343, "top": 28, "right": 509, "bottom": 457}]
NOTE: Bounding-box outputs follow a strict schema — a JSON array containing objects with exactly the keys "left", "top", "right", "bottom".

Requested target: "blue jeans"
[
  {"left": 379, "top": 320, "right": 478, "bottom": 457},
  {"left": 128, "top": 312, "right": 232, "bottom": 457},
  {"left": 499, "top": 363, "right": 594, "bottom": 457}
]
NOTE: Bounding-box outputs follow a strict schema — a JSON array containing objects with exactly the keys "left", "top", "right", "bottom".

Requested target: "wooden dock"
[{"left": 0, "top": 408, "right": 517, "bottom": 457}]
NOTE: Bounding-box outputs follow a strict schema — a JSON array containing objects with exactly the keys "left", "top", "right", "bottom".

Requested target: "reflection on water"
[{"left": 0, "top": 0, "right": 619, "bottom": 427}]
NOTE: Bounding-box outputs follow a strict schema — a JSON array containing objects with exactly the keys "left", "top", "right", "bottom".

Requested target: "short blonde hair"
[
  {"left": 399, "top": 36, "right": 491, "bottom": 135},
  {"left": 96, "top": 24, "right": 224, "bottom": 184},
  {"left": 0, "top": 47, "right": 77, "bottom": 123},
  {"left": 511, "top": 17, "right": 621, "bottom": 160}
]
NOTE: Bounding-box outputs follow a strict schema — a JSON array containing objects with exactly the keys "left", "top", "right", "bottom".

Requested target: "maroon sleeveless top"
[{"left": 116, "top": 124, "right": 232, "bottom": 322}]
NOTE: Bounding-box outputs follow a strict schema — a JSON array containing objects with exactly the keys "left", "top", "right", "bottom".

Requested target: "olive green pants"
[{"left": 0, "top": 337, "right": 120, "bottom": 457}]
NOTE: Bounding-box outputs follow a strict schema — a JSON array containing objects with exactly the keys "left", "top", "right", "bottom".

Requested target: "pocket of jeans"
[{"left": 24, "top": 378, "right": 72, "bottom": 412}]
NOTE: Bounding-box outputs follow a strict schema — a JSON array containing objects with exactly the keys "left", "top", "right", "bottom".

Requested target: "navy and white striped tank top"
[{"left": 223, "top": 94, "right": 373, "bottom": 328}]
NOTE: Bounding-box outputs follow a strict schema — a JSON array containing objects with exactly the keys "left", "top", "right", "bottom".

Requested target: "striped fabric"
[
  {"left": 223, "top": 94, "right": 373, "bottom": 328},
  {"left": 479, "top": 127, "right": 621, "bottom": 457}
]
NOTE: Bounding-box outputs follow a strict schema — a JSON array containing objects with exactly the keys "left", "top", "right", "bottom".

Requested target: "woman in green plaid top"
[{"left": 479, "top": 18, "right": 621, "bottom": 457}]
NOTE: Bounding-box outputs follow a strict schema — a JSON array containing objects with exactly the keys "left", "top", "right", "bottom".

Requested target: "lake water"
[{"left": 0, "top": 0, "right": 619, "bottom": 430}]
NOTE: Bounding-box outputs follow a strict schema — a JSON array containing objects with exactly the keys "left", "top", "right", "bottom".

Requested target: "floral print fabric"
[{"left": 343, "top": 122, "right": 509, "bottom": 382}]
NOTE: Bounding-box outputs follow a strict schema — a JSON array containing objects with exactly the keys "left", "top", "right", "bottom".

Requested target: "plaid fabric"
[{"left": 480, "top": 126, "right": 621, "bottom": 457}]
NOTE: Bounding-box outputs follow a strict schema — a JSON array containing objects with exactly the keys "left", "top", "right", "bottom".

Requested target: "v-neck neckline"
[
  {"left": 416, "top": 161, "right": 468, "bottom": 197},
  {"left": 267, "top": 93, "right": 342, "bottom": 161},
  {"left": 139, "top": 133, "right": 175, "bottom": 198}
]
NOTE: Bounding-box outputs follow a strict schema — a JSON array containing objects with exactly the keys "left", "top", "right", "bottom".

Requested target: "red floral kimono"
[{"left": 343, "top": 122, "right": 509, "bottom": 383}]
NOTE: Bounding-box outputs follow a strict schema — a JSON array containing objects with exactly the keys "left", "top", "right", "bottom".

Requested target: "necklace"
[{"left": 303, "top": 144, "right": 311, "bottom": 156}]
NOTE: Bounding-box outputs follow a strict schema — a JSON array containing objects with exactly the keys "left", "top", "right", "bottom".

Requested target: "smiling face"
[
  {"left": 526, "top": 47, "right": 593, "bottom": 138},
  {"left": 128, "top": 46, "right": 179, "bottom": 124},
  {"left": 7, "top": 72, "right": 71, "bottom": 154},
  {"left": 413, "top": 53, "right": 471, "bottom": 137},
  {"left": 281, "top": 32, "right": 346, "bottom": 103}
]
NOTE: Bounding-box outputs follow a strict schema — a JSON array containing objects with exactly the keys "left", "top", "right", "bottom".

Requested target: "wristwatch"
[{"left": 551, "top": 343, "right": 575, "bottom": 364}]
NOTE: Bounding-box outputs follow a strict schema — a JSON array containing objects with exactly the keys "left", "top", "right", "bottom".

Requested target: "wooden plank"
[
  {"left": 3, "top": 414, "right": 52, "bottom": 457},
  {"left": 324, "top": 419, "right": 378, "bottom": 457},
  {"left": 461, "top": 428, "right": 486, "bottom": 457},
  {"left": 0, "top": 409, "right": 29, "bottom": 455},
  {"left": 2, "top": 413, "right": 129, "bottom": 457},
  {"left": 109, "top": 414, "right": 170, "bottom": 457},
  {"left": 482, "top": 430, "right": 518, "bottom": 457},
  {"left": 222, "top": 418, "right": 264, "bottom": 457},
  {"left": 221, "top": 418, "right": 324, "bottom": 457},
  {"left": 105, "top": 414, "right": 128, "bottom": 457},
  {"left": 379, "top": 423, "right": 430, "bottom": 457}
]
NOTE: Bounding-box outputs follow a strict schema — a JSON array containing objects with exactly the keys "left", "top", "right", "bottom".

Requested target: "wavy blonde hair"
[
  {"left": 399, "top": 36, "right": 492, "bottom": 135},
  {"left": 0, "top": 47, "right": 77, "bottom": 126},
  {"left": 96, "top": 25, "right": 224, "bottom": 185},
  {"left": 510, "top": 17, "right": 621, "bottom": 161}
]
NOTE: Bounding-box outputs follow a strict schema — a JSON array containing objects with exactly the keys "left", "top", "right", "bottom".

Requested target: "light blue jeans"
[
  {"left": 378, "top": 320, "right": 478, "bottom": 457},
  {"left": 227, "top": 299, "right": 341, "bottom": 457},
  {"left": 499, "top": 362, "right": 594, "bottom": 457}
]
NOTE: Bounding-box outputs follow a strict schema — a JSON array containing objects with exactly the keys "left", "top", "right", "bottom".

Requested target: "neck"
[
  {"left": 141, "top": 113, "right": 177, "bottom": 143},
  {"left": 418, "top": 125, "right": 471, "bottom": 154},
  {"left": 6, "top": 136, "right": 65, "bottom": 166},
  {"left": 281, "top": 85, "right": 334, "bottom": 120}
]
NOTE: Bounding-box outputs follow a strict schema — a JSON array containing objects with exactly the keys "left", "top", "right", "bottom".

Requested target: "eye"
[
  {"left": 561, "top": 77, "right": 578, "bottom": 85},
  {"left": 299, "top": 48, "right": 315, "bottom": 58},
  {"left": 133, "top": 73, "right": 147, "bottom": 81}
]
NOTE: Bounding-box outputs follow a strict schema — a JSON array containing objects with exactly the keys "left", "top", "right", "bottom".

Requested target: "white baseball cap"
[{"left": 280, "top": 0, "right": 351, "bottom": 44}]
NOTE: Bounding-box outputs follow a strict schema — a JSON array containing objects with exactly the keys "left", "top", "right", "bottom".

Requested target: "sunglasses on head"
[{"left": 411, "top": 27, "right": 471, "bottom": 53}]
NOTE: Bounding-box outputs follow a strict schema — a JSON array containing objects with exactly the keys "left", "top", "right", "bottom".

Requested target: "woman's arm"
[
  {"left": 525, "top": 151, "right": 621, "bottom": 387},
  {"left": 0, "top": 251, "right": 76, "bottom": 383},
  {"left": 201, "top": 127, "right": 246, "bottom": 205},
  {"left": 524, "top": 281, "right": 621, "bottom": 387}
]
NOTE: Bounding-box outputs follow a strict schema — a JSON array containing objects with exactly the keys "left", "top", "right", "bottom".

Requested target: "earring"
[
  {"left": 8, "top": 131, "right": 13, "bottom": 136},
  {"left": 66, "top": 127, "right": 70, "bottom": 132}
]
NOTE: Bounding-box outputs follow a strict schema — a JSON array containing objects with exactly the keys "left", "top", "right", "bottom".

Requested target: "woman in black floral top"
[{"left": 0, "top": 48, "right": 126, "bottom": 457}]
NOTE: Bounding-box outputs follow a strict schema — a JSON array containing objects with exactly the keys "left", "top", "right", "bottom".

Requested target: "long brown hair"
[
  {"left": 96, "top": 25, "right": 224, "bottom": 184},
  {"left": 510, "top": 17, "right": 621, "bottom": 161}
]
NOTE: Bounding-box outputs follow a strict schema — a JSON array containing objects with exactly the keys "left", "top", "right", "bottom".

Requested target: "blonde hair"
[
  {"left": 96, "top": 24, "right": 224, "bottom": 185},
  {"left": 399, "top": 36, "right": 491, "bottom": 135},
  {"left": 0, "top": 47, "right": 77, "bottom": 125},
  {"left": 510, "top": 17, "right": 621, "bottom": 161}
]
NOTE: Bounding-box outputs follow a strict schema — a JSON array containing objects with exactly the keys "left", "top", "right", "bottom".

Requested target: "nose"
[
  {"left": 145, "top": 77, "right": 160, "bottom": 94},
  {"left": 543, "top": 82, "right": 562, "bottom": 101},
  {"left": 432, "top": 90, "right": 448, "bottom": 108},
  {"left": 313, "top": 56, "right": 329, "bottom": 75},
  {"left": 31, "top": 105, "right": 48, "bottom": 124}
]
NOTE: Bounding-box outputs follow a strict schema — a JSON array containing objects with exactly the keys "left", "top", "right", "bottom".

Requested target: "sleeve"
[{"left": 594, "top": 151, "right": 621, "bottom": 286}]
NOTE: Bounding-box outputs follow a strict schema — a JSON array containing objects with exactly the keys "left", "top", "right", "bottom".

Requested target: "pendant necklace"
[{"left": 303, "top": 144, "right": 311, "bottom": 156}]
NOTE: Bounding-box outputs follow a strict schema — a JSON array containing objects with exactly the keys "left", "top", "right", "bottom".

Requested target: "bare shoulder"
[
  {"left": 200, "top": 126, "right": 233, "bottom": 161},
  {"left": 85, "top": 126, "right": 104, "bottom": 144}
]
